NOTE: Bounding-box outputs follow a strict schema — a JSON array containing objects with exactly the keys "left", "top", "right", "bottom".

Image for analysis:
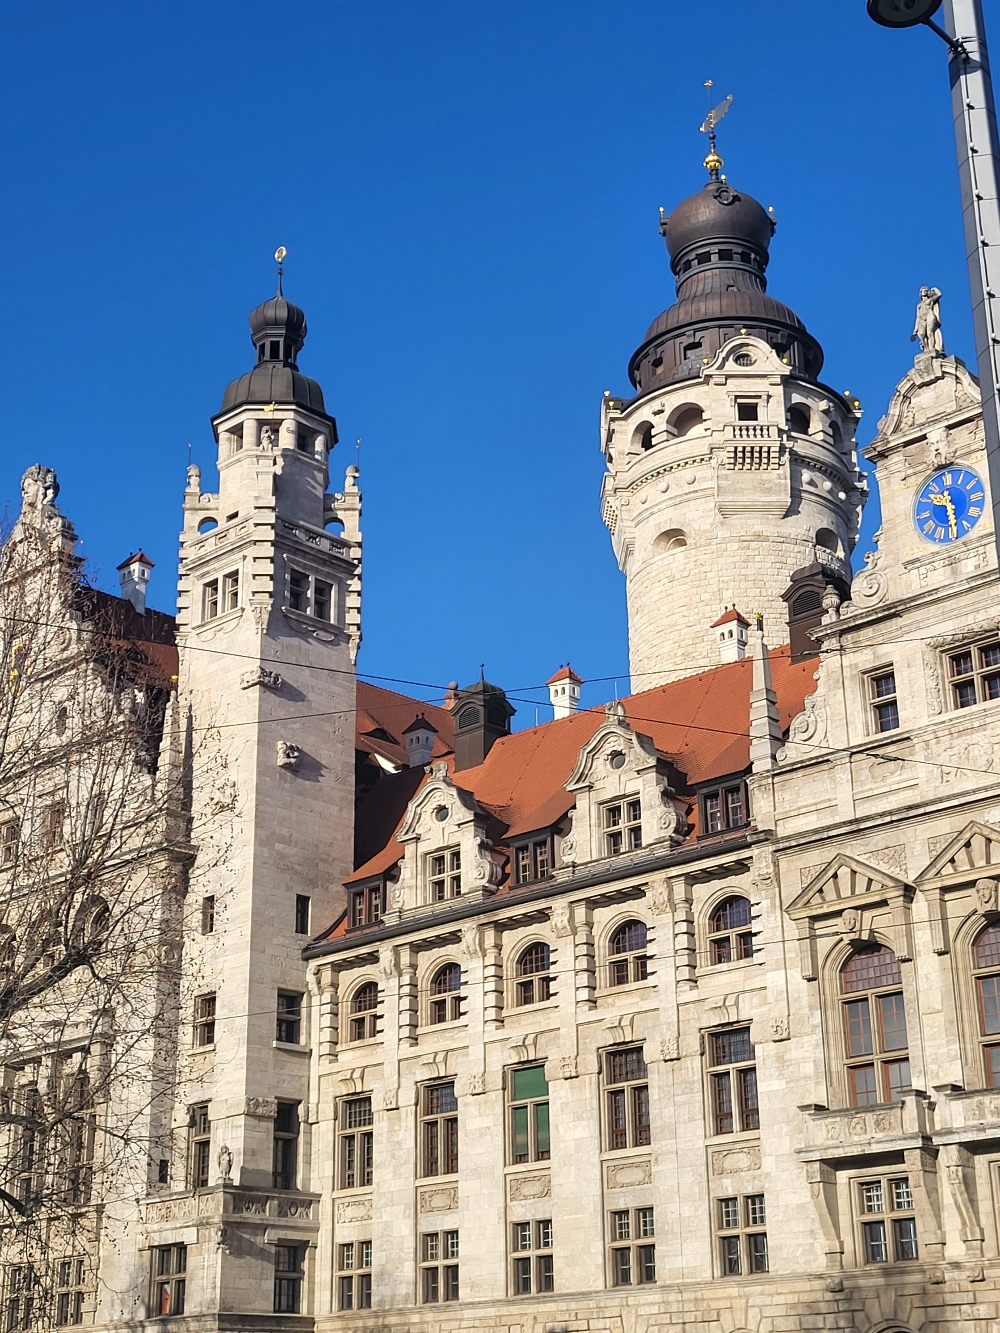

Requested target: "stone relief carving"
[
  {"left": 379, "top": 945, "right": 398, "bottom": 979},
  {"left": 976, "top": 878, "right": 998, "bottom": 912},
  {"left": 381, "top": 1088, "right": 399, "bottom": 1112},
  {"left": 770, "top": 1015, "right": 790, "bottom": 1042},
  {"left": 605, "top": 1014, "right": 634, "bottom": 1045},
  {"left": 461, "top": 924, "right": 483, "bottom": 959},
  {"left": 925, "top": 652, "right": 944, "bottom": 715},
  {"left": 783, "top": 689, "right": 826, "bottom": 751},
  {"left": 466, "top": 1072, "right": 485, "bottom": 1096},
  {"left": 606, "top": 1160, "right": 652, "bottom": 1189},
  {"left": 20, "top": 463, "right": 59, "bottom": 510},
  {"left": 336, "top": 1198, "right": 373, "bottom": 1224},
  {"left": 276, "top": 740, "right": 301, "bottom": 770},
  {"left": 249, "top": 600, "right": 270, "bottom": 631},
  {"left": 648, "top": 877, "right": 671, "bottom": 916},
  {"left": 240, "top": 667, "right": 283, "bottom": 691},
  {"left": 938, "top": 739, "right": 995, "bottom": 784},
  {"left": 244, "top": 1097, "right": 278, "bottom": 1118},
  {"left": 550, "top": 903, "right": 573, "bottom": 937},
  {"left": 849, "top": 534, "right": 889, "bottom": 609},
  {"left": 558, "top": 1055, "right": 579, "bottom": 1079},
  {"left": 508, "top": 1033, "right": 538, "bottom": 1064},
  {"left": 508, "top": 1173, "right": 551, "bottom": 1201},
  {"left": 659, "top": 1034, "right": 680, "bottom": 1062},
  {"left": 711, "top": 1146, "right": 761, "bottom": 1175},
  {"left": 217, "top": 1145, "right": 233, "bottom": 1181},
  {"left": 419, "top": 1186, "right": 459, "bottom": 1213},
  {"left": 866, "top": 845, "right": 908, "bottom": 879}
]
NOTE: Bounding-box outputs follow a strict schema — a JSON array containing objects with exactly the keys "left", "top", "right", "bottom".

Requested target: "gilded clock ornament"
[{"left": 914, "top": 467, "right": 986, "bottom": 544}]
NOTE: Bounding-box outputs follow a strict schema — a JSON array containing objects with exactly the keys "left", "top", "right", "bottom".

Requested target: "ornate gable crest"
[
  {"left": 564, "top": 702, "right": 660, "bottom": 792},
  {"left": 915, "top": 821, "right": 1000, "bottom": 888},
  {"left": 787, "top": 853, "right": 914, "bottom": 982},
  {"left": 397, "top": 761, "right": 484, "bottom": 842}
]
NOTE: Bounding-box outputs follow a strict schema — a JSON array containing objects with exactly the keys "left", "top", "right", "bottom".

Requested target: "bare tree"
[{"left": 0, "top": 467, "right": 227, "bottom": 1329}]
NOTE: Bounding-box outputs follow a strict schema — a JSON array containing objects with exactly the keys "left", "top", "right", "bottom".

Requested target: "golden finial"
[
  {"left": 274, "top": 246, "right": 287, "bottom": 296},
  {"left": 699, "top": 85, "right": 733, "bottom": 181}
]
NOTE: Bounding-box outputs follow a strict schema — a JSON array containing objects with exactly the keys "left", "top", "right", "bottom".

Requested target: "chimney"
[
  {"left": 547, "top": 664, "right": 582, "bottom": 720},
  {"left": 117, "top": 551, "right": 154, "bottom": 614},
  {"left": 402, "top": 713, "right": 438, "bottom": 768},
  {"left": 748, "top": 615, "right": 783, "bottom": 773},
  {"left": 451, "top": 677, "right": 515, "bottom": 771},
  {"left": 711, "top": 607, "right": 750, "bottom": 663}
]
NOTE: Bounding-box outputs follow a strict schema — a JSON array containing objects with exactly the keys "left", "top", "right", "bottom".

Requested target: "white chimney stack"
[
  {"left": 117, "top": 551, "right": 154, "bottom": 614},
  {"left": 402, "top": 713, "right": 438, "bottom": 768},
  {"left": 547, "top": 665, "right": 582, "bottom": 720},
  {"left": 711, "top": 607, "right": 750, "bottom": 663}
]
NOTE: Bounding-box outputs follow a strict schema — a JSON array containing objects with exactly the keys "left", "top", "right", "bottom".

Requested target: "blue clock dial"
[{"left": 914, "top": 466, "right": 986, "bottom": 544}]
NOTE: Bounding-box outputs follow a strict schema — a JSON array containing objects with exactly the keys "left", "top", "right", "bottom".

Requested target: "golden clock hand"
[{"left": 930, "top": 489, "right": 958, "bottom": 537}]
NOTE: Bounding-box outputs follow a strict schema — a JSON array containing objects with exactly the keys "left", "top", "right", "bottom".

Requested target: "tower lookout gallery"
[{"left": 2, "top": 135, "right": 1000, "bottom": 1333}]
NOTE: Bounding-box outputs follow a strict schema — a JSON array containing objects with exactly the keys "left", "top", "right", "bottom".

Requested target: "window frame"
[
  {"left": 151, "top": 1245, "right": 186, "bottom": 1317},
  {"left": 188, "top": 1103, "right": 211, "bottom": 1189},
  {"left": 866, "top": 668, "right": 900, "bottom": 734},
  {"left": 607, "top": 919, "right": 649, "bottom": 988},
  {"left": 512, "top": 835, "right": 553, "bottom": 887},
  {"left": 338, "top": 1095, "right": 374, "bottom": 1189},
  {"left": 276, "top": 991, "right": 303, "bottom": 1045},
  {"left": 699, "top": 781, "right": 749, "bottom": 836},
  {"left": 193, "top": 993, "right": 216, "bottom": 1047},
  {"left": 428, "top": 963, "right": 463, "bottom": 1026},
  {"left": 337, "top": 1240, "right": 372, "bottom": 1310},
  {"left": 347, "top": 981, "right": 379, "bottom": 1043},
  {"left": 947, "top": 639, "right": 1000, "bottom": 710},
  {"left": 839, "top": 945, "right": 910, "bottom": 1108},
  {"left": 513, "top": 942, "right": 553, "bottom": 1007},
  {"left": 420, "top": 1230, "right": 459, "bottom": 1302},
  {"left": 287, "top": 567, "right": 335, "bottom": 623},
  {"left": 972, "top": 923, "right": 1000, "bottom": 1086},
  {"left": 348, "top": 884, "right": 382, "bottom": 930},
  {"left": 274, "top": 1243, "right": 305, "bottom": 1314},
  {"left": 602, "top": 797, "right": 642, "bottom": 856},
  {"left": 511, "top": 1219, "right": 553, "bottom": 1295},
  {"left": 714, "top": 1194, "right": 768, "bottom": 1276},
  {"left": 608, "top": 1207, "right": 656, "bottom": 1287},
  {"left": 54, "top": 1257, "right": 86, "bottom": 1327},
  {"left": 706, "top": 1027, "right": 759, "bottom": 1136},
  {"left": 272, "top": 1101, "right": 300, "bottom": 1190},
  {"left": 427, "top": 848, "right": 462, "bottom": 903},
  {"left": 200, "top": 895, "right": 215, "bottom": 934},
  {"left": 508, "top": 1064, "right": 550, "bottom": 1164},
  {"left": 603, "top": 1046, "right": 651, "bottom": 1150},
  {"left": 421, "top": 1082, "right": 458, "bottom": 1178},
  {"left": 707, "top": 895, "right": 755, "bottom": 966},
  {"left": 294, "top": 893, "right": 311, "bottom": 935},
  {"left": 854, "top": 1174, "right": 918, "bottom": 1265}
]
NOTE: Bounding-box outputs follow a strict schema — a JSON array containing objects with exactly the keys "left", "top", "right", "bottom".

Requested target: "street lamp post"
[{"left": 868, "top": 0, "right": 1000, "bottom": 559}]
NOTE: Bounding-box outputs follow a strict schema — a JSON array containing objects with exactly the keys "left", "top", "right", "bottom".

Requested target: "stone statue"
[
  {"left": 260, "top": 426, "right": 274, "bottom": 448},
  {"left": 276, "top": 740, "right": 301, "bottom": 770},
  {"left": 911, "top": 286, "right": 944, "bottom": 355},
  {"left": 20, "top": 464, "right": 59, "bottom": 510},
  {"left": 217, "top": 1144, "right": 233, "bottom": 1181}
]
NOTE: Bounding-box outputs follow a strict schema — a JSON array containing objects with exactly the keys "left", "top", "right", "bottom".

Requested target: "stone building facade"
[{"left": 4, "top": 155, "right": 1000, "bottom": 1333}]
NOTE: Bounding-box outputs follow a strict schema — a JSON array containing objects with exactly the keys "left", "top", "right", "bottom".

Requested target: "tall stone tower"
[
  {"left": 602, "top": 161, "right": 868, "bottom": 687},
  {"left": 166, "top": 281, "right": 361, "bottom": 1303}
]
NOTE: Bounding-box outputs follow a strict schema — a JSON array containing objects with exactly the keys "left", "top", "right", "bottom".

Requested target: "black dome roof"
[
  {"left": 249, "top": 294, "right": 307, "bottom": 343},
  {"left": 627, "top": 177, "right": 823, "bottom": 394}
]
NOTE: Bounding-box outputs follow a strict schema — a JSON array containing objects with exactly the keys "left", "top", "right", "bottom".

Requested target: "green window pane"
[
  {"left": 534, "top": 1102, "right": 550, "bottom": 1157},
  {"left": 512, "top": 1066, "right": 549, "bottom": 1101},
  {"left": 512, "top": 1106, "right": 529, "bottom": 1161}
]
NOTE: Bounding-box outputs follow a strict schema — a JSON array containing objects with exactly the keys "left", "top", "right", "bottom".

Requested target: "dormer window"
[
  {"left": 700, "top": 782, "right": 748, "bottom": 835},
  {"left": 429, "top": 850, "right": 461, "bottom": 902},
  {"left": 513, "top": 837, "right": 551, "bottom": 886},
  {"left": 349, "top": 884, "right": 382, "bottom": 929}
]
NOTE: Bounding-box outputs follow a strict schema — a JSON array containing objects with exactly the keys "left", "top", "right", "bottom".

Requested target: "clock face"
[{"left": 914, "top": 466, "right": 986, "bottom": 544}]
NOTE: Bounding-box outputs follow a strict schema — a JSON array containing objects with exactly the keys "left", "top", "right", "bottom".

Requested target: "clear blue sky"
[{"left": 1, "top": 1, "right": 991, "bottom": 722}]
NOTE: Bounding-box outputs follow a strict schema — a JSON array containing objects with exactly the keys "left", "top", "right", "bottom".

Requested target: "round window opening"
[
  {"left": 434, "top": 805, "right": 449, "bottom": 822},
  {"left": 608, "top": 751, "right": 626, "bottom": 770},
  {"left": 733, "top": 352, "right": 755, "bottom": 368}
]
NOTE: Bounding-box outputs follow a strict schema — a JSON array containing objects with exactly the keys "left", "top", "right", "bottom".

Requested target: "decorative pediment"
[
  {"left": 787, "top": 853, "right": 914, "bottom": 982},
  {"left": 915, "top": 821, "right": 1000, "bottom": 888},
  {"left": 873, "top": 353, "right": 981, "bottom": 445},
  {"left": 788, "top": 853, "right": 913, "bottom": 921},
  {"left": 701, "top": 335, "right": 787, "bottom": 380},
  {"left": 565, "top": 702, "right": 661, "bottom": 792},
  {"left": 397, "top": 762, "right": 486, "bottom": 842}
]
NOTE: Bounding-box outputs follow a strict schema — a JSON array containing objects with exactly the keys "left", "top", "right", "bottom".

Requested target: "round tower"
[{"left": 602, "top": 164, "right": 867, "bottom": 687}]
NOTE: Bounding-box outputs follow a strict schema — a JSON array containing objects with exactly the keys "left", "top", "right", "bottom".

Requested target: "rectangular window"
[
  {"left": 313, "top": 580, "right": 333, "bottom": 622},
  {"left": 294, "top": 894, "right": 310, "bottom": 935},
  {"left": 189, "top": 1104, "right": 211, "bottom": 1189},
  {"left": 202, "top": 579, "right": 219, "bottom": 620},
  {"left": 272, "top": 1102, "right": 299, "bottom": 1190},
  {"left": 509, "top": 1065, "right": 550, "bottom": 1163},
  {"left": 428, "top": 849, "right": 462, "bottom": 902},
  {"left": 701, "top": 783, "right": 750, "bottom": 835},
  {"left": 54, "top": 1258, "right": 86, "bottom": 1326},
  {"left": 289, "top": 571, "right": 308, "bottom": 612},
  {"left": 5, "top": 1267, "right": 37, "bottom": 1331},
  {"left": 151, "top": 1245, "right": 186, "bottom": 1316},
  {"left": 200, "top": 895, "right": 215, "bottom": 934},
  {"left": 222, "top": 570, "right": 239, "bottom": 612},
  {"left": 194, "top": 994, "right": 216, "bottom": 1046},
  {"left": 736, "top": 400, "right": 759, "bottom": 422},
  {"left": 714, "top": 1194, "right": 767, "bottom": 1276},
  {"left": 274, "top": 1244, "right": 304, "bottom": 1314},
  {"left": 856, "top": 1175, "right": 917, "bottom": 1263},
  {"left": 514, "top": 838, "right": 552, "bottom": 886},
  {"left": 337, "top": 1240, "right": 373, "bottom": 1310},
  {"left": 420, "top": 1231, "right": 459, "bottom": 1302},
  {"left": 43, "top": 802, "right": 66, "bottom": 848},
  {"left": 868, "top": 670, "right": 899, "bottom": 733},
  {"left": 603, "top": 799, "right": 642, "bottom": 856},
  {"left": 511, "top": 1219, "right": 553, "bottom": 1294},
  {"left": 708, "top": 1027, "right": 758, "bottom": 1135},
  {"left": 339, "top": 1096, "right": 374, "bottom": 1189},
  {"left": 609, "top": 1208, "right": 655, "bottom": 1286},
  {"left": 950, "top": 641, "right": 1000, "bottom": 709},
  {"left": 276, "top": 992, "right": 303, "bottom": 1044},
  {"left": 0, "top": 821, "right": 18, "bottom": 867},
  {"left": 349, "top": 885, "right": 382, "bottom": 930},
  {"left": 605, "top": 1047, "right": 650, "bottom": 1149},
  {"left": 422, "top": 1083, "right": 458, "bottom": 1177}
]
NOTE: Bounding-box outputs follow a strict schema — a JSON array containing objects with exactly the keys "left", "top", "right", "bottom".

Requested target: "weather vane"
[
  {"left": 274, "top": 245, "right": 287, "bottom": 296},
  {"left": 700, "top": 81, "right": 733, "bottom": 181}
]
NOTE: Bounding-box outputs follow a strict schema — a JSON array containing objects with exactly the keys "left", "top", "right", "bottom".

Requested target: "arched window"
[
  {"left": 349, "top": 982, "right": 379, "bottom": 1042},
  {"left": 815, "top": 528, "right": 839, "bottom": 555},
  {"left": 788, "top": 404, "right": 811, "bottom": 435},
  {"left": 430, "top": 963, "right": 463, "bottom": 1024},
  {"left": 632, "top": 422, "right": 654, "bottom": 452},
  {"left": 840, "top": 946, "right": 909, "bottom": 1106},
  {"left": 653, "top": 528, "right": 687, "bottom": 554},
  {"left": 609, "top": 921, "right": 648, "bottom": 986},
  {"left": 515, "top": 943, "right": 551, "bottom": 1006},
  {"left": 671, "top": 405, "right": 704, "bottom": 438},
  {"left": 708, "top": 896, "right": 753, "bottom": 964},
  {"left": 973, "top": 924, "right": 1000, "bottom": 1085}
]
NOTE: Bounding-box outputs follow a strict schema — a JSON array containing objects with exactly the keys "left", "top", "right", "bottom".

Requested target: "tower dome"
[
  {"left": 628, "top": 178, "right": 823, "bottom": 395},
  {"left": 217, "top": 283, "right": 331, "bottom": 421}
]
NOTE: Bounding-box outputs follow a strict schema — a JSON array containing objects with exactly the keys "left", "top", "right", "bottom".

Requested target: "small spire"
[
  {"left": 274, "top": 245, "right": 287, "bottom": 297},
  {"left": 699, "top": 84, "right": 733, "bottom": 182}
]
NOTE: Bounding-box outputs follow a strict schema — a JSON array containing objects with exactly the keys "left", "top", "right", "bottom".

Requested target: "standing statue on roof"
[{"left": 911, "top": 286, "right": 944, "bottom": 355}]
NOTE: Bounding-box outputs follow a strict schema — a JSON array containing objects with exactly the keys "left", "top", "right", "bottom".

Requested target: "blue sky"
[{"left": 1, "top": 1, "right": 990, "bottom": 722}]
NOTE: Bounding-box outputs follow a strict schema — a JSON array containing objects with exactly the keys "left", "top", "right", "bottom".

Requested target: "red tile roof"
[
  {"left": 547, "top": 664, "right": 583, "bottom": 685},
  {"left": 346, "top": 647, "right": 817, "bottom": 885},
  {"left": 710, "top": 607, "right": 750, "bottom": 628},
  {"left": 355, "top": 681, "right": 454, "bottom": 770}
]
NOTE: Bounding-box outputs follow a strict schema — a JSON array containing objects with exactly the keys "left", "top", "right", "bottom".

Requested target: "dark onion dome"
[
  {"left": 215, "top": 286, "right": 334, "bottom": 424},
  {"left": 628, "top": 178, "right": 823, "bottom": 395}
]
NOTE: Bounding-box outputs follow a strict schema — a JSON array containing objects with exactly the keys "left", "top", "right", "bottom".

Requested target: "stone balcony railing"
[
  {"left": 142, "top": 1186, "right": 321, "bottom": 1230},
  {"left": 797, "top": 1091, "right": 935, "bottom": 1160}
]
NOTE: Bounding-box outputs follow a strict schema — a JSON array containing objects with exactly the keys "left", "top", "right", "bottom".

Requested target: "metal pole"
[{"left": 943, "top": 0, "right": 1000, "bottom": 556}]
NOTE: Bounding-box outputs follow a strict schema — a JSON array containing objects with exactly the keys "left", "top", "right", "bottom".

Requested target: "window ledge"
[
  {"left": 342, "top": 1038, "right": 381, "bottom": 1050},
  {"left": 596, "top": 980, "right": 655, "bottom": 1000},
  {"left": 418, "top": 1019, "right": 468, "bottom": 1033},
  {"left": 702, "top": 956, "right": 762, "bottom": 974},
  {"left": 282, "top": 605, "right": 344, "bottom": 634},
  {"left": 190, "top": 1043, "right": 216, "bottom": 1055},
  {"left": 195, "top": 607, "right": 242, "bottom": 633},
  {"left": 272, "top": 1040, "right": 310, "bottom": 1056}
]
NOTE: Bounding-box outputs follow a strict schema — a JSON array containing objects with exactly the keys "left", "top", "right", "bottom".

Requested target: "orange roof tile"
[
  {"left": 355, "top": 681, "right": 454, "bottom": 767},
  {"left": 710, "top": 607, "right": 750, "bottom": 628},
  {"left": 547, "top": 664, "right": 583, "bottom": 685}
]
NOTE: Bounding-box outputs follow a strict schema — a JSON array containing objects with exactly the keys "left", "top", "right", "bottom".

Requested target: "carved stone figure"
[
  {"left": 911, "top": 286, "right": 944, "bottom": 355},
  {"left": 240, "top": 667, "right": 283, "bottom": 691},
  {"left": 20, "top": 463, "right": 59, "bottom": 510},
  {"left": 217, "top": 1144, "right": 233, "bottom": 1181},
  {"left": 276, "top": 740, "right": 301, "bottom": 770},
  {"left": 260, "top": 425, "right": 275, "bottom": 448}
]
